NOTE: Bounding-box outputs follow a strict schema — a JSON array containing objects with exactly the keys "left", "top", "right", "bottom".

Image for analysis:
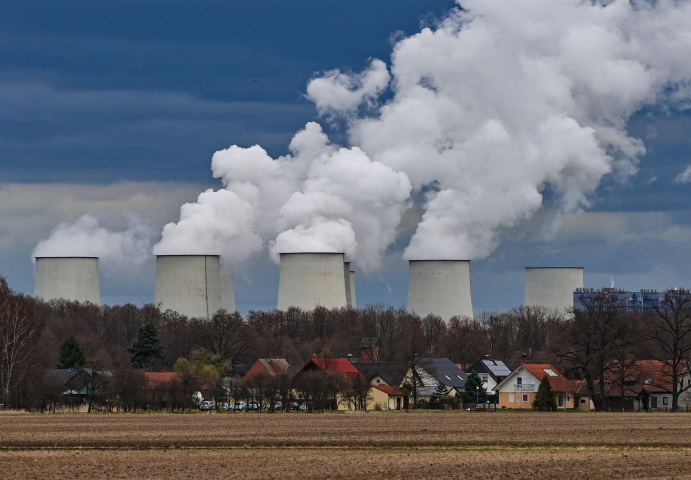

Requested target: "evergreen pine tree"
[
  {"left": 57, "top": 334, "right": 87, "bottom": 369},
  {"left": 464, "top": 370, "right": 488, "bottom": 403},
  {"left": 532, "top": 375, "right": 558, "bottom": 411},
  {"left": 128, "top": 323, "right": 165, "bottom": 369}
]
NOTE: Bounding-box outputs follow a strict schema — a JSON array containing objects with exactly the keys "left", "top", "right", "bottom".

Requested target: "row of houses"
[{"left": 232, "top": 341, "right": 690, "bottom": 412}]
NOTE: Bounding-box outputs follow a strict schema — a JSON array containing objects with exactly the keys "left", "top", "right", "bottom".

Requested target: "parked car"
[
  {"left": 248, "top": 401, "right": 262, "bottom": 411},
  {"left": 289, "top": 402, "right": 301, "bottom": 411},
  {"left": 233, "top": 401, "right": 247, "bottom": 411},
  {"left": 272, "top": 401, "right": 283, "bottom": 411},
  {"left": 199, "top": 401, "right": 216, "bottom": 411},
  {"left": 219, "top": 402, "right": 231, "bottom": 411}
]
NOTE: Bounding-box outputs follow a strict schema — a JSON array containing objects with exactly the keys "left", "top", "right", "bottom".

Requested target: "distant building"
[{"left": 573, "top": 288, "right": 662, "bottom": 312}]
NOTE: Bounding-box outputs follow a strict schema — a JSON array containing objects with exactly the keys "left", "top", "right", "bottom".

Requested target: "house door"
[
  {"left": 557, "top": 395, "right": 564, "bottom": 408},
  {"left": 389, "top": 398, "right": 395, "bottom": 410},
  {"left": 396, "top": 398, "right": 401, "bottom": 410}
]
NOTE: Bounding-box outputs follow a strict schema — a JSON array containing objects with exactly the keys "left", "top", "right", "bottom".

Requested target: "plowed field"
[{"left": 1, "top": 412, "right": 690, "bottom": 479}]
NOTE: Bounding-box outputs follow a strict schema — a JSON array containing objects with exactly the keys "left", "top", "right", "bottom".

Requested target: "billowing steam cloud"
[
  {"left": 156, "top": 0, "right": 691, "bottom": 269},
  {"left": 155, "top": 122, "right": 411, "bottom": 272},
  {"left": 32, "top": 214, "right": 152, "bottom": 273},
  {"left": 309, "top": 0, "right": 691, "bottom": 259}
]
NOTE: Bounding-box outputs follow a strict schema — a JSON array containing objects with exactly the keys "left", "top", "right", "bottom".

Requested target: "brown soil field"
[{"left": 1, "top": 412, "right": 690, "bottom": 478}]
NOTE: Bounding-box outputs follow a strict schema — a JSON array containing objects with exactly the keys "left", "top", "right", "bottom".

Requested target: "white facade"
[
  {"left": 221, "top": 267, "right": 236, "bottom": 313},
  {"left": 525, "top": 267, "right": 584, "bottom": 312},
  {"left": 349, "top": 271, "right": 357, "bottom": 309},
  {"left": 154, "top": 255, "right": 223, "bottom": 319},
  {"left": 344, "top": 262, "right": 353, "bottom": 308},
  {"left": 277, "top": 253, "right": 348, "bottom": 311},
  {"left": 407, "top": 260, "right": 473, "bottom": 321},
  {"left": 34, "top": 257, "right": 101, "bottom": 305}
]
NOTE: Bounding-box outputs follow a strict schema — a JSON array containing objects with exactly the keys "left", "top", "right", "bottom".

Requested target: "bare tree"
[
  {"left": 644, "top": 289, "right": 691, "bottom": 410},
  {"left": 553, "top": 291, "right": 630, "bottom": 411},
  {"left": 197, "top": 310, "right": 252, "bottom": 366},
  {"left": 0, "top": 277, "right": 42, "bottom": 405},
  {"left": 441, "top": 316, "right": 488, "bottom": 366}
]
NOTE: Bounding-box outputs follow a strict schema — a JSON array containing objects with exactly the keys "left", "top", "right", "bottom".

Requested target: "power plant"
[
  {"left": 524, "top": 267, "right": 584, "bottom": 311},
  {"left": 344, "top": 262, "right": 353, "bottom": 308},
  {"left": 221, "top": 267, "right": 236, "bottom": 313},
  {"left": 349, "top": 270, "right": 357, "bottom": 309},
  {"left": 277, "top": 252, "right": 348, "bottom": 311},
  {"left": 34, "top": 257, "right": 101, "bottom": 305},
  {"left": 407, "top": 260, "right": 473, "bottom": 321},
  {"left": 154, "top": 255, "right": 223, "bottom": 319}
]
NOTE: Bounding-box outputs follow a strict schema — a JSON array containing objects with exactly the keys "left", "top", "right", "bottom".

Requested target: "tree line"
[{"left": 2, "top": 274, "right": 691, "bottom": 411}]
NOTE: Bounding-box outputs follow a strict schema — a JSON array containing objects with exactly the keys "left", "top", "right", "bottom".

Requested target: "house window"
[
  {"left": 516, "top": 377, "right": 522, "bottom": 385},
  {"left": 522, "top": 394, "right": 529, "bottom": 403},
  {"left": 509, "top": 394, "right": 514, "bottom": 403},
  {"left": 481, "top": 375, "right": 489, "bottom": 383},
  {"left": 558, "top": 395, "right": 564, "bottom": 408},
  {"left": 375, "top": 378, "right": 380, "bottom": 385},
  {"left": 663, "top": 397, "right": 669, "bottom": 405}
]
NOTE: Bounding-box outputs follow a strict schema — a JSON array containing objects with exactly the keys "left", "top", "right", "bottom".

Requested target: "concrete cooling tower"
[
  {"left": 349, "top": 270, "right": 357, "bottom": 309},
  {"left": 407, "top": 260, "right": 473, "bottom": 321},
  {"left": 524, "top": 267, "right": 584, "bottom": 311},
  {"left": 221, "top": 268, "right": 236, "bottom": 313},
  {"left": 34, "top": 257, "right": 101, "bottom": 305},
  {"left": 344, "top": 262, "right": 353, "bottom": 308},
  {"left": 277, "top": 253, "right": 348, "bottom": 311},
  {"left": 155, "top": 255, "right": 223, "bottom": 319}
]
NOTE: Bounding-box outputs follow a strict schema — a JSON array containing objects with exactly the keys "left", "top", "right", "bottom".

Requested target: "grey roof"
[
  {"left": 361, "top": 337, "right": 379, "bottom": 348},
  {"left": 421, "top": 358, "right": 466, "bottom": 389},
  {"left": 47, "top": 369, "right": 81, "bottom": 384},
  {"left": 482, "top": 359, "right": 511, "bottom": 376},
  {"left": 352, "top": 363, "right": 409, "bottom": 387},
  {"left": 229, "top": 364, "right": 251, "bottom": 376},
  {"left": 285, "top": 366, "right": 301, "bottom": 380}
]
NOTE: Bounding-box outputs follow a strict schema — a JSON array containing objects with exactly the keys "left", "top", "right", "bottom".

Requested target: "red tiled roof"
[
  {"left": 144, "top": 372, "right": 179, "bottom": 388},
  {"left": 373, "top": 385, "right": 404, "bottom": 396},
  {"left": 307, "top": 358, "right": 361, "bottom": 375},
  {"left": 497, "top": 364, "right": 575, "bottom": 392}
]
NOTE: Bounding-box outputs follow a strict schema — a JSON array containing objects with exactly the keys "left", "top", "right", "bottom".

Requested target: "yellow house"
[
  {"left": 495, "top": 364, "right": 576, "bottom": 410},
  {"left": 367, "top": 385, "right": 406, "bottom": 410}
]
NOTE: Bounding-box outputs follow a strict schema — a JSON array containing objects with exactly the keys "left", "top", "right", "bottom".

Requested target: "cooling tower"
[
  {"left": 277, "top": 253, "right": 348, "bottom": 311},
  {"left": 344, "top": 262, "right": 353, "bottom": 308},
  {"left": 349, "top": 270, "right": 357, "bottom": 309},
  {"left": 34, "top": 257, "right": 101, "bottom": 305},
  {"left": 407, "top": 260, "right": 473, "bottom": 321},
  {"left": 154, "top": 255, "right": 222, "bottom": 319},
  {"left": 524, "top": 267, "right": 584, "bottom": 311},
  {"left": 221, "top": 267, "right": 236, "bottom": 313}
]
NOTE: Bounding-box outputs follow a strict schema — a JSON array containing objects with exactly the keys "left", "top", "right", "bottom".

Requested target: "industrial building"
[
  {"left": 573, "top": 288, "right": 662, "bottom": 312},
  {"left": 407, "top": 260, "right": 473, "bottom": 321},
  {"left": 154, "top": 255, "right": 223, "bottom": 319},
  {"left": 276, "top": 252, "right": 348, "bottom": 311},
  {"left": 349, "top": 270, "right": 357, "bottom": 309},
  {"left": 524, "top": 267, "right": 584, "bottom": 312},
  {"left": 34, "top": 257, "right": 101, "bottom": 305}
]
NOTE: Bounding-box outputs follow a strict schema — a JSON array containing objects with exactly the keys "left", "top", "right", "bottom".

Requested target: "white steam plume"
[
  {"left": 32, "top": 214, "right": 152, "bottom": 273},
  {"left": 155, "top": 122, "right": 411, "bottom": 273},
  {"left": 308, "top": 0, "right": 691, "bottom": 260}
]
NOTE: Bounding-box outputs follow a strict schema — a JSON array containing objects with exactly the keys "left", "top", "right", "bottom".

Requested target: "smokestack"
[
  {"left": 524, "top": 267, "right": 584, "bottom": 311},
  {"left": 34, "top": 257, "right": 101, "bottom": 305},
  {"left": 349, "top": 270, "right": 357, "bottom": 309},
  {"left": 407, "top": 260, "right": 473, "bottom": 321},
  {"left": 344, "top": 262, "right": 352, "bottom": 308},
  {"left": 277, "top": 253, "right": 348, "bottom": 311},
  {"left": 154, "top": 255, "right": 222, "bottom": 319}
]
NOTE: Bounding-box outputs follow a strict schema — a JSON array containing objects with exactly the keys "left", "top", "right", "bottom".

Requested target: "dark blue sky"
[{"left": 2, "top": 0, "right": 691, "bottom": 313}]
